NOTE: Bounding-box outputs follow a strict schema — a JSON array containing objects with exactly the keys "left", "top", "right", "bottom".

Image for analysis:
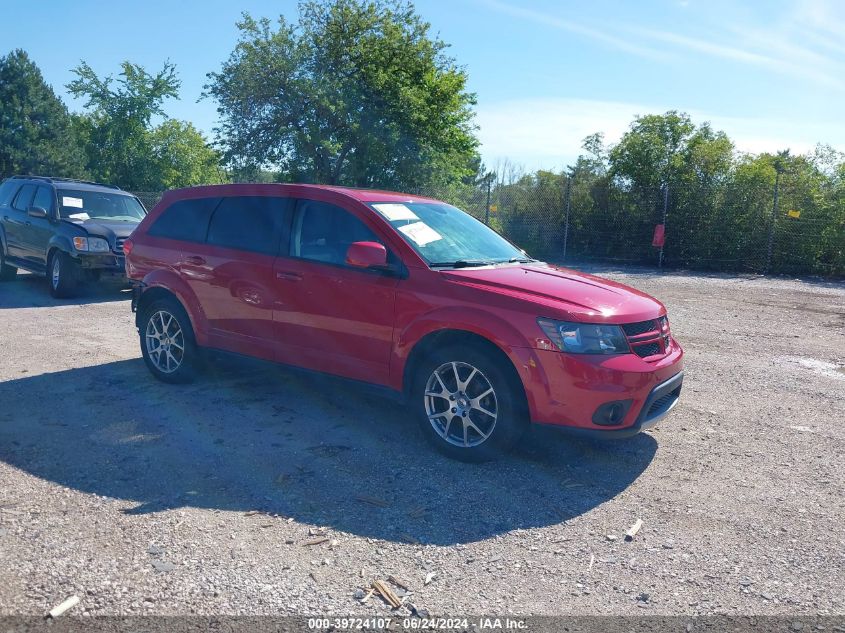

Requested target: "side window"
[
  {"left": 147, "top": 197, "right": 221, "bottom": 243},
  {"left": 206, "top": 196, "right": 292, "bottom": 256},
  {"left": 293, "top": 200, "right": 383, "bottom": 266},
  {"left": 0, "top": 180, "right": 19, "bottom": 207},
  {"left": 12, "top": 184, "right": 36, "bottom": 211},
  {"left": 32, "top": 186, "right": 55, "bottom": 213}
]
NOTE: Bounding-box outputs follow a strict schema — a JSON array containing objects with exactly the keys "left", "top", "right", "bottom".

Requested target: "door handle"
[
  {"left": 275, "top": 271, "right": 303, "bottom": 281},
  {"left": 184, "top": 255, "right": 206, "bottom": 265}
]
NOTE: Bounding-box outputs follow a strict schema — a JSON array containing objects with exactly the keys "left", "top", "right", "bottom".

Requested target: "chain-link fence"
[
  {"left": 132, "top": 175, "right": 845, "bottom": 277},
  {"left": 418, "top": 175, "right": 845, "bottom": 276}
]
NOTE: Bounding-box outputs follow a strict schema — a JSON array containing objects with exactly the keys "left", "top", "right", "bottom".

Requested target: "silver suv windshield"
[
  {"left": 369, "top": 201, "right": 531, "bottom": 267},
  {"left": 58, "top": 189, "right": 146, "bottom": 222}
]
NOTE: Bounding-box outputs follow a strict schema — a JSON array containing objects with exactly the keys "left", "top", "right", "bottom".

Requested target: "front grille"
[
  {"left": 114, "top": 237, "right": 126, "bottom": 254},
  {"left": 622, "top": 320, "right": 657, "bottom": 336},
  {"left": 633, "top": 342, "right": 661, "bottom": 358},
  {"left": 622, "top": 315, "right": 672, "bottom": 360}
]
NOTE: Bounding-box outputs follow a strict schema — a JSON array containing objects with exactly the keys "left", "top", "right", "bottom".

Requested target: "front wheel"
[
  {"left": 412, "top": 345, "right": 528, "bottom": 462},
  {"left": 139, "top": 298, "right": 200, "bottom": 384},
  {"left": 48, "top": 251, "right": 79, "bottom": 298}
]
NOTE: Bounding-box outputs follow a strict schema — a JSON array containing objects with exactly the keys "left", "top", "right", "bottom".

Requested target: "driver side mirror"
[
  {"left": 28, "top": 206, "right": 48, "bottom": 219},
  {"left": 345, "top": 241, "right": 388, "bottom": 269}
]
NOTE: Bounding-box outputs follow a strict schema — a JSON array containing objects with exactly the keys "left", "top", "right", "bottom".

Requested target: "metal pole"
[
  {"left": 659, "top": 184, "right": 669, "bottom": 268},
  {"left": 765, "top": 170, "right": 780, "bottom": 274},
  {"left": 562, "top": 176, "right": 572, "bottom": 261},
  {"left": 485, "top": 176, "right": 492, "bottom": 226}
]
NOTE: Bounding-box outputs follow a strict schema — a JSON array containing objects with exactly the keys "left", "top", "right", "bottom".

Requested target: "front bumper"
[
  {"left": 535, "top": 370, "right": 683, "bottom": 439},
  {"left": 517, "top": 340, "right": 684, "bottom": 437},
  {"left": 72, "top": 251, "right": 126, "bottom": 275}
]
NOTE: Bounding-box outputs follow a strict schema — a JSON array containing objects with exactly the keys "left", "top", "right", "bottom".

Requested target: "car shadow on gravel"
[
  {"left": 0, "top": 357, "right": 656, "bottom": 545},
  {"left": 0, "top": 274, "right": 130, "bottom": 309}
]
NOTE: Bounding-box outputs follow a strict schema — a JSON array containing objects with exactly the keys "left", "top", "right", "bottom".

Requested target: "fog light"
[{"left": 592, "top": 400, "right": 633, "bottom": 426}]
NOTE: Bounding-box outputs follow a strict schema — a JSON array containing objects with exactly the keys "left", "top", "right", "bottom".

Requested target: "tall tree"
[
  {"left": 205, "top": 0, "right": 479, "bottom": 189},
  {"left": 67, "top": 61, "right": 179, "bottom": 189},
  {"left": 67, "top": 61, "right": 224, "bottom": 190},
  {"left": 0, "top": 50, "right": 86, "bottom": 179}
]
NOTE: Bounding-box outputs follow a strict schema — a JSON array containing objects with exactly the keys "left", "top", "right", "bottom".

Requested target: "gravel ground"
[{"left": 0, "top": 268, "right": 843, "bottom": 617}]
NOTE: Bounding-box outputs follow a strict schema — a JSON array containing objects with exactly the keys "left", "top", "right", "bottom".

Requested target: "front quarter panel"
[{"left": 392, "top": 288, "right": 548, "bottom": 415}]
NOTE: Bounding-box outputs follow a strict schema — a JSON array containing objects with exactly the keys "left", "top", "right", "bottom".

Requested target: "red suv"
[{"left": 125, "top": 184, "right": 683, "bottom": 460}]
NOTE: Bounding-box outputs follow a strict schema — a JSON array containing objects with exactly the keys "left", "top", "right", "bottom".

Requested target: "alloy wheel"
[
  {"left": 145, "top": 310, "right": 185, "bottom": 374},
  {"left": 51, "top": 257, "right": 61, "bottom": 289},
  {"left": 424, "top": 361, "right": 498, "bottom": 447}
]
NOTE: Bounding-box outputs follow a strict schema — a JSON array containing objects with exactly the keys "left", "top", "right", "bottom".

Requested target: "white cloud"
[
  {"left": 476, "top": 0, "right": 670, "bottom": 62},
  {"left": 479, "top": 0, "right": 845, "bottom": 90},
  {"left": 475, "top": 98, "right": 842, "bottom": 170}
]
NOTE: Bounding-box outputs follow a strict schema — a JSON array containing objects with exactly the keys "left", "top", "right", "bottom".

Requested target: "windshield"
[
  {"left": 58, "top": 189, "right": 146, "bottom": 222},
  {"left": 369, "top": 202, "right": 530, "bottom": 266}
]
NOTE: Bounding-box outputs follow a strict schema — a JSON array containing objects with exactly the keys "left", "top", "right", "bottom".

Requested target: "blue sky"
[{"left": 4, "top": 0, "right": 844, "bottom": 171}]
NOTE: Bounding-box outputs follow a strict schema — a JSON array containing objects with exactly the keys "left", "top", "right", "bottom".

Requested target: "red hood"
[{"left": 441, "top": 263, "right": 665, "bottom": 322}]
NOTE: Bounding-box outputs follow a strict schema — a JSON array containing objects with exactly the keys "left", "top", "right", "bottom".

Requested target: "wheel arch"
[
  {"left": 401, "top": 328, "right": 529, "bottom": 415},
  {"left": 135, "top": 280, "right": 206, "bottom": 345}
]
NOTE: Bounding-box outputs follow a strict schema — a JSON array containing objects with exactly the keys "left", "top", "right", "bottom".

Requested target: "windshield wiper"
[
  {"left": 429, "top": 260, "right": 496, "bottom": 269},
  {"left": 507, "top": 257, "right": 536, "bottom": 263}
]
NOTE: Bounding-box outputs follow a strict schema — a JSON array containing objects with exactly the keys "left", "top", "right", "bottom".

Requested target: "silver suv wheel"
[
  {"left": 424, "top": 361, "right": 498, "bottom": 447},
  {"left": 145, "top": 310, "right": 185, "bottom": 374}
]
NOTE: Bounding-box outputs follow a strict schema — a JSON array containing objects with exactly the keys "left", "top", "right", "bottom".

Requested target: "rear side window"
[
  {"left": 147, "top": 197, "right": 221, "bottom": 243},
  {"left": 12, "top": 184, "right": 36, "bottom": 211},
  {"left": 0, "top": 180, "right": 19, "bottom": 207},
  {"left": 206, "top": 196, "right": 292, "bottom": 256}
]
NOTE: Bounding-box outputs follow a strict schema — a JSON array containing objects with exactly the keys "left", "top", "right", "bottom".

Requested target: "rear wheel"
[
  {"left": 139, "top": 297, "right": 200, "bottom": 384},
  {"left": 48, "top": 251, "right": 79, "bottom": 298},
  {"left": 412, "top": 345, "right": 528, "bottom": 462},
  {"left": 0, "top": 247, "right": 17, "bottom": 281}
]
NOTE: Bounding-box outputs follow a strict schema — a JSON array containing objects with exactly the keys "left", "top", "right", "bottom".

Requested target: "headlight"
[
  {"left": 73, "top": 237, "right": 110, "bottom": 252},
  {"left": 537, "top": 318, "right": 630, "bottom": 354}
]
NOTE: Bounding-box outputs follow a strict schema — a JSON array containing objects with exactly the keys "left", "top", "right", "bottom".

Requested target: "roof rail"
[{"left": 9, "top": 175, "right": 122, "bottom": 190}]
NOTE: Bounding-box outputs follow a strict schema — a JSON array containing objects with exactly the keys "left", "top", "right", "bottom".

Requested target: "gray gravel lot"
[{"left": 0, "top": 268, "right": 843, "bottom": 617}]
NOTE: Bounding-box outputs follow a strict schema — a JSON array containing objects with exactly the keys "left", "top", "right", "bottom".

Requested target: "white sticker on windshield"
[
  {"left": 68, "top": 212, "right": 90, "bottom": 221},
  {"left": 398, "top": 221, "right": 442, "bottom": 246},
  {"left": 372, "top": 203, "right": 419, "bottom": 222},
  {"left": 62, "top": 196, "right": 83, "bottom": 208}
]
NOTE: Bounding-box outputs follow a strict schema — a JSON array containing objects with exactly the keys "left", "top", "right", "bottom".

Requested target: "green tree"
[
  {"left": 148, "top": 120, "right": 225, "bottom": 189},
  {"left": 67, "top": 60, "right": 179, "bottom": 189},
  {"left": 0, "top": 49, "right": 86, "bottom": 179},
  {"left": 67, "top": 61, "right": 224, "bottom": 190},
  {"left": 205, "top": 0, "right": 479, "bottom": 189}
]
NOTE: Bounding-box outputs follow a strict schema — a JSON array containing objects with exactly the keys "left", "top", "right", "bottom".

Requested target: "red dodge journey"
[{"left": 125, "top": 184, "right": 683, "bottom": 461}]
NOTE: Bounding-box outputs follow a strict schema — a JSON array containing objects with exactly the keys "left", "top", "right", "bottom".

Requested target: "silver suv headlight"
[
  {"left": 73, "top": 237, "right": 110, "bottom": 252},
  {"left": 537, "top": 318, "right": 630, "bottom": 354}
]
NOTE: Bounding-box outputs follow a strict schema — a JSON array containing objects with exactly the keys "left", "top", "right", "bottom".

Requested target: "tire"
[
  {"left": 48, "top": 251, "right": 79, "bottom": 298},
  {"left": 0, "top": 246, "right": 17, "bottom": 281},
  {"left": 411, "top": 344, "right": 528, "bottom": 462},
  {"left": 139, "top": 297, "right": 200, "bottom": 384}
]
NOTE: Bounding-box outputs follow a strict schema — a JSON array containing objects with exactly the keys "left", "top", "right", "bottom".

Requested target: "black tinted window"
[
  {"left": 12, "top": 184, "right": 36, "bottom": 211},
  {"left": 147, "top": 197, "right": 221, "bottom": 242},
  {"left": 32, "top": 186, "right": 54, "bottom": 213},
  {"left": 293, "top": 200, "right": 382, "bottom": 265},
  {"left": 207, "top": 196, "right": 292, "bottom": 255},
  {"left": 0, "top": 180, "right": 19, "bottom": 207}
]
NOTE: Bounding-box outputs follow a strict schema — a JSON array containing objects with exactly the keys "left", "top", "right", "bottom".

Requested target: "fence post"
[
  {"left": 562, "top": 176, "right": 572, "bottom": 261},
  {"left": 765, "top": 169, "right": 780, "bottom": 274},
  {"left": 659, "top": 184, "right": 669, "bottom": 268},
  {"left": 484, "top": 176, "right": 492, "bottom": 226}
]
